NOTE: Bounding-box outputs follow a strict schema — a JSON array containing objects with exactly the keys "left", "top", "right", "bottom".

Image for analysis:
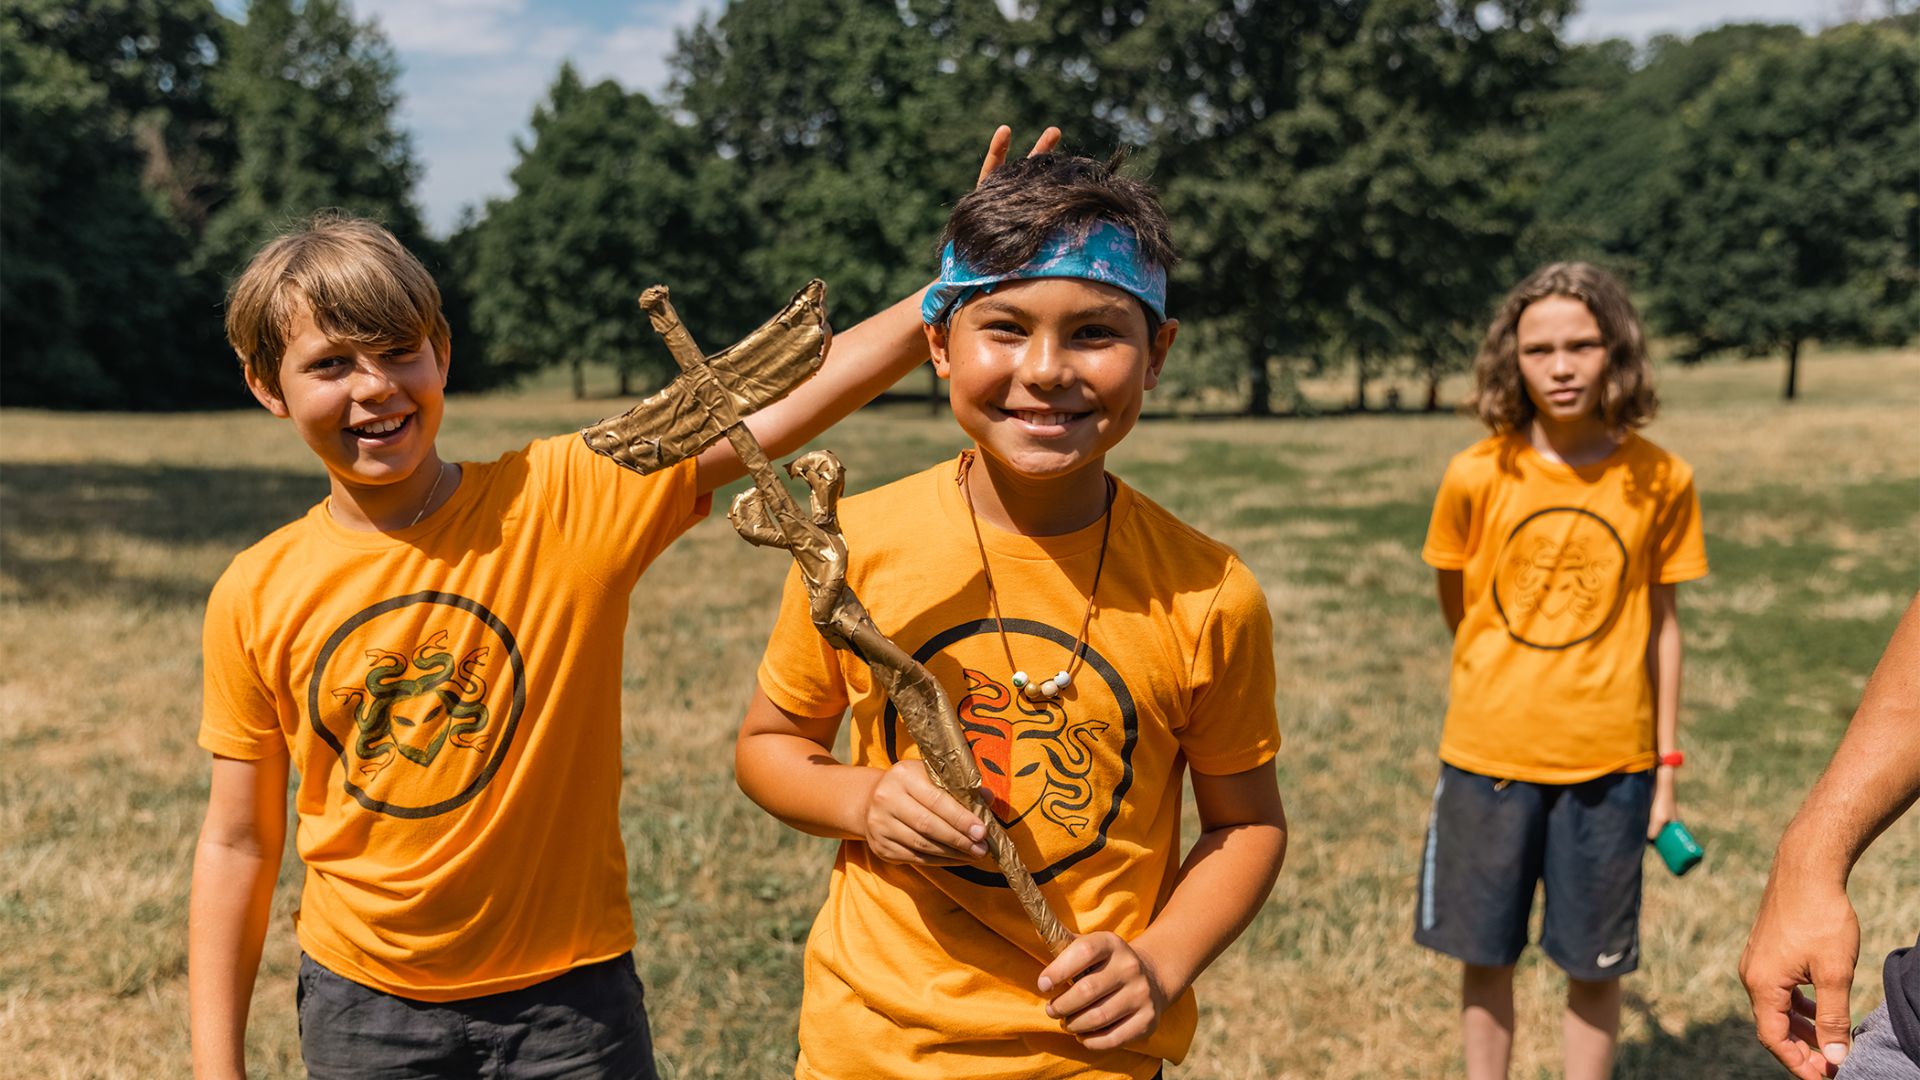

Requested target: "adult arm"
[
  {"left": 1645, "top": 582, "right": 1683, "bottom": 839},
  {"left": 692, "top": 126, "right": 1060, "bottom": 495},
  {"left": 1038, "top": 764, "right": 1288, "bottom": 1050},
  {"left": 1741, "top": 594, "right": 1920, "bottom": 1079},
  {"left": 189, "top": 752, "right": 290, "bottom": 1080}
]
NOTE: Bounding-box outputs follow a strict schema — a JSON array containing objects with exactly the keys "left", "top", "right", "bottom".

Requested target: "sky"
[{"left": 310, "top": 0, "right": 1865, "bottom": 235}]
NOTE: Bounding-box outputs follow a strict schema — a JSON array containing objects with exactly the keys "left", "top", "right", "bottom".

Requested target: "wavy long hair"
[{"left": 1467, "top": 262, "right": 1658, "bottom": 435}]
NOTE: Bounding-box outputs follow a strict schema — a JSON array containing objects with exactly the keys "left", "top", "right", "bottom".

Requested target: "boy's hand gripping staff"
[{"left": 582, "top": 284, "right": 1075, "bottom": 957}]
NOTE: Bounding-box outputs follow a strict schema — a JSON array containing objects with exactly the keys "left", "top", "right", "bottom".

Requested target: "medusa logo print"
[
  {"left": 334, "top": 630, "right": 491, "bottom": 777},
  {"left": 1493, "top": 507, "right": 1629, "bottom": 650},
  {"left": 955, "top": 667, "right": 1109, "bottom": 837},
  {"left": 309, "top": 592, "right": 526, "bottom": 819},
  {"left": 886, "top": 618, "right": 1138, "bottom": 889}
]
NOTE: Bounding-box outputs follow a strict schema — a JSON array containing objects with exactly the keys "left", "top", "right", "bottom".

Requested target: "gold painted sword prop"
[{"left": 581, "top": 284, "right": 1073, "bottom": 956}]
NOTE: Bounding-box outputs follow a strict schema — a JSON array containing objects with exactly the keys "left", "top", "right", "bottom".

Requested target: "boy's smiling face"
[
  {"left": 249, "top": 297, "right": 449, "bottom": 502},
  {"left": 928, "top": 277, "right": 1176, "bottom": 486}
]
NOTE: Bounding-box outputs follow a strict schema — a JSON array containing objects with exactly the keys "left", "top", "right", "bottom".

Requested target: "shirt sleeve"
[
  {"left": 1178, "top": 559, "right": 1281, "bottom": 776},
  {"left": 198, "top": 565, "right": 286, "bottom": 760},
  {"left": 1421, "top": 454, "right": 1477, "bottom": 571},
  {"left": 1651, "top": 468, "right": 1709, "bottom": 584},
  {"left": 530, "top": 434, "right": 713, "bottom": 591},
  {"left": 756, "top": 562, "right": 850, "bottom": 720}
]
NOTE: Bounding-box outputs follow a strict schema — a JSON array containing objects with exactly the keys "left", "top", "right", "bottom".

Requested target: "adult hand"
[
  {"left": 861, "top": 760, "right": 988, "bottom": 866},
  {"left": 977, "top": 125, "right": 1062, "bottom": 186},
  {"left": 1740, "top": 871, "right": 1859, "bottom": 1079},
  {"left": 1647, "top": 766, "right": 1678, "bottom": 840},
  {"left": 1038, "top": 932, "right": 1171, "bottom": 1051}
]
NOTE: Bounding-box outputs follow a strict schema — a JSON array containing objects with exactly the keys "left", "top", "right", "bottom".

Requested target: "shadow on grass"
[
  {"left": 0, "top": 461, "right": 323, "bottom": 605},
  {"left": 1616, "top": 994, "right": 1780, "bottom": 1079}
]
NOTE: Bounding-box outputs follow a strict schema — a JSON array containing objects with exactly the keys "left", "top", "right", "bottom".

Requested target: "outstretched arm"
[
  {"left": 1038, "top": 764, "right": 1288, "bottom": 1050},
  {"left": 1741, "top": 594, "right": 1920, "bottom": 1079},
  {"left": 693, "top": 126, "right": 1060, "bottom": 494},
  {"left": 190, "top": 752, "right": 289, "bottom": 1080}
]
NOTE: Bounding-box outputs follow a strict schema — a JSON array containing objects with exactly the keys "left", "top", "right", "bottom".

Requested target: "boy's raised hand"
[
  {"left": 862, "top": 760, "right": 990, "bottom": 866},
  {"left": 1038, "top": 932, "right": 1170, "bottom": 1051},
  {"left": 977, "top": 125, "right": 1062, "bottom": 186}
]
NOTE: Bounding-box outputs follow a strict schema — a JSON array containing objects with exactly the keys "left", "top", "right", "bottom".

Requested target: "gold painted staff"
[{"left": 582, "top": 283, "right": 1073, "bottom": 956}]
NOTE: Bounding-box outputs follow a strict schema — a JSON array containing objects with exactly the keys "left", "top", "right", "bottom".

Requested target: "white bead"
[
  {"left": 1039, "top": 680, "right": 1059, "bottom": 697},
  {"left": 1053, "top": 670, "right": 1071, "bottom": 689},
  {"left": 1012, "top": 671, "right": 1029, "bottom": 689}
]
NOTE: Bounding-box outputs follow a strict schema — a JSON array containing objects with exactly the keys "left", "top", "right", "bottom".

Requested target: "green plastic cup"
[{"left": 1652, "top": 820, "right": 1704, "bottom": 876}]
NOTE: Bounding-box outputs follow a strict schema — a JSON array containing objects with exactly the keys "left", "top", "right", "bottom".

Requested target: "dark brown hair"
[
  {"left": 226, "top": 210, "right": 450, "bottom": 399},
  {"left": 1467, "top": 262, "right": 1658, "bottom": 434},
  {"left": 941, "top": 151, "right": 1178, "bottom": 279}
]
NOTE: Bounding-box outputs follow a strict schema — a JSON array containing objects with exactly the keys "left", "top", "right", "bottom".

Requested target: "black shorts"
[
  {"left": 1414, "top": 763, "right": 1652, "bottom": 981},
  {"left": 297, "top": 953, "right": 659, "bottom": 1079}
]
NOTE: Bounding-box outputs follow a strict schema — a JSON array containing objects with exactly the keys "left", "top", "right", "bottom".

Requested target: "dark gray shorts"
[
  {"left": 1414, "top": 763, "right": 1652, "bottom": 981},
  {"left": 297, "top": 953, "right": 659, "bottom": 1079},
  {"left": 1840, "top": 1004, "right": 1920, "bottom": 1080}
]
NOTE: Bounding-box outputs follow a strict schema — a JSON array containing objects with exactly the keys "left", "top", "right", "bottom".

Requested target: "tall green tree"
[
  {"left": 1, "top": 0, "right": 235, "bottom": 408},
  {"left": 463, "top": 65, "right": 750, "bottom": 398},
  {"left": 1115, "top": 0, "right": 1567, "bottom": 414},
  {"left": 200, "top": 0, "right": 426, "bottom": 279},
  {"left": 1643, "top": 22, "right": 1920, "bottom": 399},
  {"left": 672, "top": 0, "right": 1021, "bottom": 324},
  {"left": 1530, "top": 23, "right": 1806, "bottom": 271}
]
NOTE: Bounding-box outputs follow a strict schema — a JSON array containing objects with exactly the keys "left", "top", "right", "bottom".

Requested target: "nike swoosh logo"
[{"left": 1596, "top": 950, "right": 1626, "bottom": 968}]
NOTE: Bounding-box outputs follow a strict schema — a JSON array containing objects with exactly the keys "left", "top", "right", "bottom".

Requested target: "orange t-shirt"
[
  {"left": 1422, "top": 433, "right": 1709, "bottom": 783},
  {"left": 757, "top": 457, "right": 1281, "bottom": 1080},
  {"left": 199, "top": 435, "right": 708, "bottom": 1000}
]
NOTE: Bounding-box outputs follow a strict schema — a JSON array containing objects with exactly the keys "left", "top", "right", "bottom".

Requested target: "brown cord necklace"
[{"left": 957, "top": 450, "right": 1114, "bottom": 701}]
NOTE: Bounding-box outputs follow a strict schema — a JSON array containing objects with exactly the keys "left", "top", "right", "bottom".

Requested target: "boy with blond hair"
[{"left": 189, "top": 129, "right": 1053, "bottom": 1078}]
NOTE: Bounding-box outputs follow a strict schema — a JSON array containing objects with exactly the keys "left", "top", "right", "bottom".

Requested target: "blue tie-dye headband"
[{"left": 920, "top": 220, "right": 1169, "bottom": 326}]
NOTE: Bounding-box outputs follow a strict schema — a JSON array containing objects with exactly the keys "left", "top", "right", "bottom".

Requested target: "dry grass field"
[{"left": 3, "top": 346, "right": 1916, "bottom": 1079}]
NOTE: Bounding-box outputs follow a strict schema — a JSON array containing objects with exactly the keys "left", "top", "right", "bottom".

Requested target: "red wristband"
[{"left": 1658, "top": 750, "right": 1685, "bottom": 768}]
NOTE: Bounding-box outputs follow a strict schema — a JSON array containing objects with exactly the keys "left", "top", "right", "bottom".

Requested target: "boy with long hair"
[{"left": 1416, "top": 263, "right": 1709, "bottom": 1078}]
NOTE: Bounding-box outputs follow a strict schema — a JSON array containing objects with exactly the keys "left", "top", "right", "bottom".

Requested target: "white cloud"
[{"left": 356, "top": 0, "right": 529, "bottom": 56}]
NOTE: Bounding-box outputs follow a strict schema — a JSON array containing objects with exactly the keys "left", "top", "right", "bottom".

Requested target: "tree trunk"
[
  {"left": 617, "top": 368, "right": 632, "bottom": 397},
  {"left": 1425, "top": 362, "right": 1442, "bottom": 413},
  {"left": 571, "top": 358, "right": 585, "bottom": 401},
  {"left": 1247, "top": 350, "right": 1272, "bottom": 417},
  {"left": 1352, "top": 351, "right": 1368, "bottom": 413},
  {"left": 1782, "top": 338, "right": 1801, "bottom": 401}
]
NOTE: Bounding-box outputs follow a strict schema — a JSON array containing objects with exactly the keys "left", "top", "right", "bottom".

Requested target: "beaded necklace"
[{"left": 957, "top": 451, "right": 1114, "bottom": 701}]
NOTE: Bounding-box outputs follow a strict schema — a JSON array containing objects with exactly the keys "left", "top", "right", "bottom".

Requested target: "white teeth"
[
  {"left": 1014, "top": 410, "right": 1076, "bottom": 426},
  {"left": 353, "top": 416, "right": 405, "bottom": 436}
]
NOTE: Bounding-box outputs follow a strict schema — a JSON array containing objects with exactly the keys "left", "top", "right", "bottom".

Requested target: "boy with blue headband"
[{"left": 735, "top": 154, "right": 1290, "bottom": 1080}]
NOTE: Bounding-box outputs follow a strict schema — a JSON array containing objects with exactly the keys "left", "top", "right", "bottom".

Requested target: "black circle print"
[
  {"left": 308, "top": 592, "right": 527, "bottom": 818},
  {"left": 884, "top": 619, "right": 1138, "bottom": 889},
  {"left": 1492, "top": 507, "right": 1629, "bottom": 651}
]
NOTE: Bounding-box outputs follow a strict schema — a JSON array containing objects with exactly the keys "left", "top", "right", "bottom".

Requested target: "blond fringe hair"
[
  {"left": 1467, "top": 262, "right": 1658, "bottom": 435},
  {"left": 226, "top": 211, "right": 450, "bottom": 398}
]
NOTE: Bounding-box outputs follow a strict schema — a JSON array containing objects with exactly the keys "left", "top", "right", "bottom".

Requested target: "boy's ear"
[
  {"left": 437, "top": 339, "right": 452, "bottom": 387},
  {"left": 1142, "top": 318, "right": 1178, "bottom": 391},
  {"left": 244, "top": 361, "right": 290, "bottom": 418},
  {"left": 924, "top": 321, "right": 953, "bottom": 379}
]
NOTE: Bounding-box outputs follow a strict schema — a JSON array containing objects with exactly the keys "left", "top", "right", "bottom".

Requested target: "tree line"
[{"left": 3, "top": 0, "right": 1914, "bottom": 412}]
